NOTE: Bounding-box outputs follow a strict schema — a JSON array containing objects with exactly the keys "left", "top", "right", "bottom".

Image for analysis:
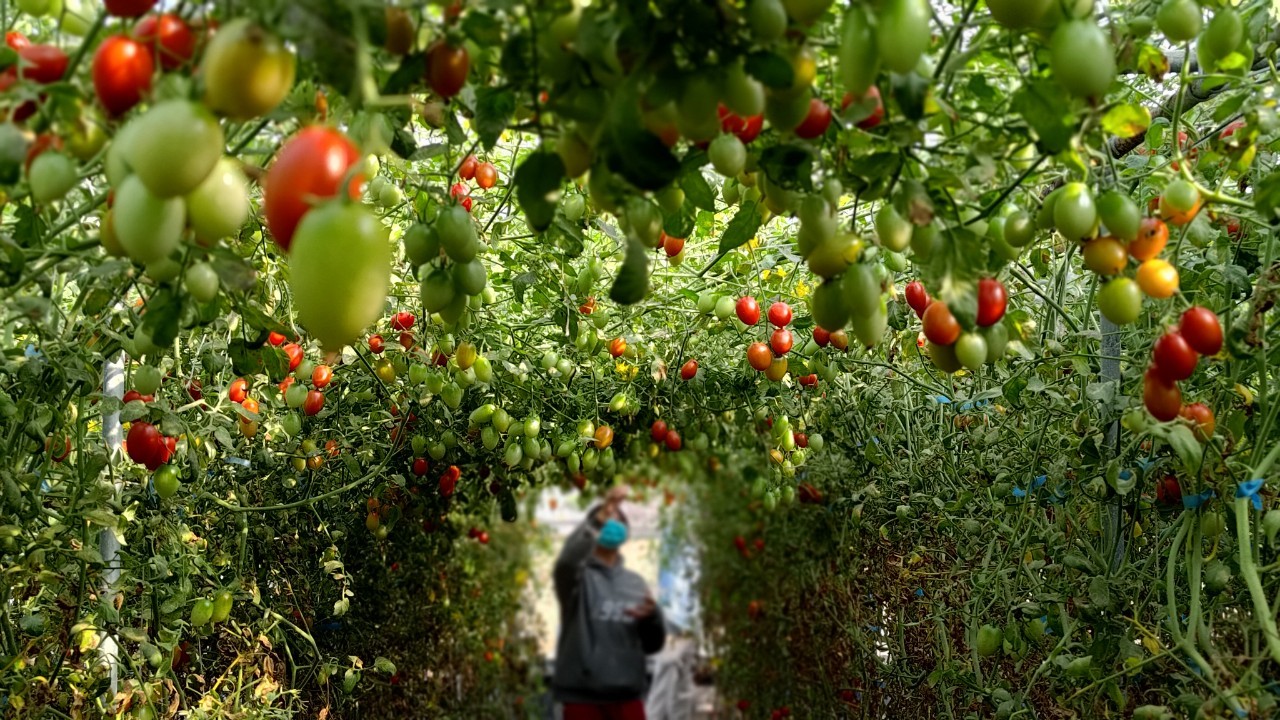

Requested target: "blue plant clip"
[
  {"left": 1136, "top": 457, "right": 1155, "bottom": 472},
  {"left": 1182, "top": 489, "right": 1216, "bottom": 510},
  {"left": 915, "top": 588, "right": 924, "bottom": 597},
  {"left": 1236, "top": 479, "right": 1265, "bottom": 511},
  {"left": 1013, "top": 475, "right": 1048, "bottom": 498},
  {"left": 24, "top": 344, "right": 42, "bottom": 360},
  {"left": 934, "top": 395, "right": 952, "bottom": 405}
]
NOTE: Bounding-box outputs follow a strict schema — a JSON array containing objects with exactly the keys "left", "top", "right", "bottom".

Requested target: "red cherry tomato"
[
  {"left": 651, "top": 421, "right": 668, "bottom": 443},
  {"left": 1151, "top": 331, "right": 1198, "bottom": 382},
  {"left": 767, "top": 302, "right": 792, "bottom": 327},
  {"left": 126, "top": 421, "right": 165, "bottom": 470},
  {"left": 368, "top": 334, "right": 385, "bottom": 354},
  {"left": 282, "top": 343, "right": 304, "bottom": 371},
  {"left": 794, "top": 98, "right": 833, "bottom": 140},
  {"left": 459, "top": 155, "right": 477, "bottom": 180},
  {"left": 133, "top": 14, "right": 196, "bottom": 71},
  {"left": 92, "top": 35, "right": 154, "bottom": 117},
  {"left": 609, "top": 337, "right": 627, "bottom": 358},
  {"left": 813, "top": 326, "right": 831, "bottom": 347},
  {"left": 976, "top": 278, "right": 1007, "bottom": 327},
  {"left": 1179, "top": 402, "right": 1216, "bottom": 441},
  {"left": 267, "top": 331, "right": 286, "bottom": 346},
  {"left": 904, "top": 281, "right": 930, "bottom": 318},
  {"left": 680, "top": 359, "right": 698, "bottom": 381},
  {"left": 664, "top": 429, "right": 682, "bottom": 452},
  {"left": 1155, "top": 474, "right": 1182, "bottom": 506},
  {"left": 263, "top": 127, "right": 363, "bottom": 251},
  {"left": 842, "top": 86, "right": 884, "bottom": 130},
  {"left": 426, "top": 41, "right": 469, "bottom": 98},
  {"left": 1143, "top": 368, "right": 1182, "bottom": 422},
  {"left": 718, "top": 104, "right": 764, "bottom": 144},
  {"left": 770, "top": 327, "right": 794, "bottom": 356},
  {"left": 312, "top": 365, "right": 333, "bottom": 388},
  {"left": 105, "top": 0, "right": 157, "bottom": 17},
  {"left": 450, "top": 181, "right": 470, "bottom": 200},
  {"left": 1179, "top": 306, "right": 1222, "bottom": 356},
  {"left": 736, "top": 296, "right": 761, "bottom": 326},
  {"left": 6, "top": 32, "right": 30, "bottom": 51},
  {"left": 228, "top": 378, "right": 248, "bottom": 403},
  {"left": 475, "top": 162, "right": 498, "bottom": 189},
  {"left": 303, "top": 390, "right": 325, "bottom": 416},
  {"left": 922, "top": 302, "right": 961, "bottom": 346},
  {"left": 747, "top": 342, "right": 773, "bottom": 371},
  {"left": 412, "top": 457, "right": 429, "bottom": 477},
  {"left": 662, "top": 234, "right": 685, "bottom": 257},
  {"left": 18, "top": 45, "right": 70, "bottom": 84},
  {"left": 391, "top": 311, "right": 416, "bottom": 331}
]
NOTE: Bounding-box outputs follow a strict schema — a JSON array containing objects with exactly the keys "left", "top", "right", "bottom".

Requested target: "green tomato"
[
  {"left": 708, "top": 134, "right": 747, "bottom": 178},
  {"left": 1200, "top": 8, "right": 1242, "bottom": 61},
  {"left": 838, "top": 5, "right": 879, "bottom": 97},
  {"left": 876, "top": 0, "right": 930, "bottom": 74},
  {"left": 986, "top": 0, "right": 1051, "bottom": 28},
  {"left": 1053, "top": 183, "right": 1097, "bottom": 242},
  {"left": 290, "top": 204, "right": 390, "bottom": 351},
  {"left": 184, "top": 262, "right": 220, "bottom": 303},
  {"left": 1156, "top": 0, "right": 1201, "bottom": 42},
  {"left": 1050, "top": 21, "right": 1115, "bottom": 98},
  {"left": 1097, "top": 278, "right": 1143, "bottom": 325},
  {"left": 153, "top": 465, "right": 180, "bottom": 499},
  {"left": 875, "top": 204, "right": 912, "bottom": 253},
  {"left": 976, "top": 624, "right": 1003, "bottom": 657},
  {"left": 190, "top": 598, "right": 215, "bottom": 626},
  {"left": 114, "top": 176, "right": 185, "bottom": 266},
  {"left": 748, "top": 0, "right": 788, "bottom": 42},
  {"left": 281, "top": 412, "right": 302, "bottom": 437},
  {"left": 126, "top": 101, "right": 225, "bottom": 198},
  {"left": 134, "top": 365, "right": 163, "bottom": 394},
  {"left": 28, "top": 152, "right": 78, "bottom": 203},
  {"left": 1097, "top": 190, "right": 1140, "bottom": 243},
  {"left": 211, "top": 590, "right": 234, "bottom": 623},
  {"left": 186, "top": 158, "right": 250, "bottom": 244},
  {"left": 954, "top": 333, "right": 988, "bottom": 371}
]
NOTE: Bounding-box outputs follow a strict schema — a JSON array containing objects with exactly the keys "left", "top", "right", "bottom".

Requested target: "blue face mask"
[{"left": 597, "top": 518, "right": 628, "bottom": 550}]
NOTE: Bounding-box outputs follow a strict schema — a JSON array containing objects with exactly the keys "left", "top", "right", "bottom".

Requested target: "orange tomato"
[
  {"left": 593, "top": 425, "right": 614, "bottom": 449},
  {"left": 1128, "top": 218, "right": 1168, "bottom": 261},
  {"left": 1136, "top": 259, "right": 1179, "bottom": 299},
  {"left": 746, "top": 342, "right": 773, "bottom": 371}
]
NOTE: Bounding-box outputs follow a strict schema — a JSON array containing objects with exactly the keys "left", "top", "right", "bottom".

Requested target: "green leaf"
[
  {"left": 1011, "top": 81, "right": 1076, "bottom": 154},
  {"left": 1101, "top": 103, "right": 1151, "bottom": 138},
  {"left": 141, "top": 290, "right": 183, "bottom": 348},
  {"left": 1253, "top": 171, "right": 1280, "bottom": 222},
  {"left": 718, "top": 202, "right": 763, "bottom": 255},
  {"left": 609, "top": 238, "right": 650, "bottom": 305},
  {"left": 1136, "top": 43, "right": 1169, "bottom": 81},
  {"left": 374, "top": 657, "right": 397, "bottom": 674},
  {"left": 461, "top": 12, "right": 504, "bottom": 45},
  {"left": 514, "top": 151, "right": 566, "bottom": 232},
  {"left": 1164, "top": 424, "right": 1203, "bottom": 473},
  {"left": 759, "top": 144, "right": 815, "bottom": 192},
  {"left": 744, "top": 51, "right": 794, "bottom": 89},
  {"left": 473, "top": 87, "right": 515, "bottom": 151},
  {"left": 663, "top": 202, "right": 696, "bottom": 239},
  {"left": 679, "top": 157, "right": 717, "bottom": 212},
  {"left": 512, "top": 272, "right": 537, "bottom": 304}
]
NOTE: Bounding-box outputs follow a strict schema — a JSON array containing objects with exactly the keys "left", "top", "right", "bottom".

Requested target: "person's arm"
[
  {"left": 634, "top": 598, "right": 667, "bottom": 654},
  {"left": 552, "top": 504, "right": 605, "bottom": 606}
]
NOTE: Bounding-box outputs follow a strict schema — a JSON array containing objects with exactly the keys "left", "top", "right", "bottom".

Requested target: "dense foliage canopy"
[{"left": 2, "top": 0, "right": 1279, "bottom": 717}]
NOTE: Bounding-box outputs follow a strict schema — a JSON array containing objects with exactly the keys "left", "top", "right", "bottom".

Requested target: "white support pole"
[{"left": 100, "top": 353, "right": 125, "bottom": 693}]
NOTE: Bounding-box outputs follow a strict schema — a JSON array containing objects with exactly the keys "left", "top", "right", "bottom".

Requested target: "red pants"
[{"left": 562, "top": 700, "right": 646, "bottom": 720}]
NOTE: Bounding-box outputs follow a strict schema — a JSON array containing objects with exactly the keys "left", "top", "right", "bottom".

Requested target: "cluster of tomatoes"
[
  {"left": 649, "top": 420, "right": 683, "bottom": 452},
  {"left": 449, "top": 154, "right": 499, "bottom": 212},
  {"left": 739, "top": 298, "right": 816, "bottom": 384},
  {"left": 1143, "top": 306, "right": 1222, "bottom": 434},
  {"left": 124, "top": 420, "right": 176, "bottom": 474},
  {"left": 906, "top": 277, "right": 1008, "bottom": 373},
  {"left": 732, "top": 534, "right": 766, "bottom": 560}
]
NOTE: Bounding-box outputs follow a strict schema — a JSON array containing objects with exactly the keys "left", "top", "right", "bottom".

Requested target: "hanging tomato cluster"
[
  {"left": 906, "top": 277, "right": 1007, "bottom": 373},
  {"left": 1143, "top": 306, "right": 1222, "bottom": 436}
]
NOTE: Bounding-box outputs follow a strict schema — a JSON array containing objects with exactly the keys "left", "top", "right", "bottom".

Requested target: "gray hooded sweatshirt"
[{"left": 553, "top": 507, "right": 666, "bottom": 704}]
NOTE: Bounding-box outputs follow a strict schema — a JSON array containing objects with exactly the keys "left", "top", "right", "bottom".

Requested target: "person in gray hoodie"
[{"left": 553, "top": 485, "right": 666, "bottom": 720}]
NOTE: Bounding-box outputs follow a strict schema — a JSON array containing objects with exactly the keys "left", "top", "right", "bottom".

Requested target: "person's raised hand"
[{"left": 625, "top": 594, "right": 657, "bottom": 619}]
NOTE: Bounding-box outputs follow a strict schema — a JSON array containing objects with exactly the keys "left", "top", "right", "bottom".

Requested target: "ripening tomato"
[
  {"left": 769, "top": 327, "right": 794, "bottom": 356},
  {"left": 579, "top": 296, "right": 596, "bottom": 315},
  {"left": 105, "top": 0, "right": 156, "bottom": 17},
  {"left": 1128, "top": 217, "right": 1168, "bottom": 261},
  {"left": 303, "top": 390, "right": 325, "bottom": 416},
  {"left": 282, "top": 343, "right": 304, "bottom": 371},
  {"left": 426, "top": 41, "right": 469, "bottom": 98},
  {"left": 1179, "top": 402, "right": 1215, "bottom": 441},
  {"left": 976, "top": 278, "right": 1007, "bottom": 327},
  {"left": 793, "top": 98, "right": 832, "bottom": 139},
  {"left": 813, "top": 326, "right": 831, "bottom": 347},
  {"left": 829, "top": 329, "right": 849, "bottom": 351},
  {"left": 264, "top": 127, "right": 362, "bottom": 251},
  {"left": 650, "top": 420, "right": 668, "bottom": 443},
  {"left": 133, "top": 14, "right": 196, "bottom": 70},
  {"left": 1179, "top": 306, "right": 1222, "bottom": 356},
  {"left": 718, "top": 105, "right": 764, "bottom": 144},
  {"left": 841, "top": 85, "right": 884, "bottom": 129},
  {"left": 1159, "top": 180, "right": 1202, "bottom": 226},
  {"left": 475, "top": 162, "right": 497, "bottom": 189},
  {"left": 680, "top": 359, "right": 698, "bottom": 380},
  {"left": 736, "top": 296, "right": 761, "bottom": 325},
  {"left": 1136, "top": 258, "right": 1179, "bottom": 299},
  {"left": 609, "top": 337, "right": 627, "bottom": 358},
  {"left": 459, "top": 155, "right": 477, "bottom": 180},
  {"left": 369, "top": 334, "right": 385, "bottom": 354},
  {"left": 18, "top": 45, "right": 69, "bottom": 84},
  {"left": 765, "top": 302, "right": 792, "bottom": 327},
  {"left": 201, "top": 19, "right": 296, "bottom": 120},
  {"left": 1083, "top": 237, "right": 1128, "bottom": 275},
  {"left": 240, "top": 397, "right": 260, "bottom": 420},
  {"left": 92, "top": 35, "right": 154, "bottom": 117},
  {"left": 228, "top": 378, "right": 248, "bottom": 403},
  {"left": 665, "top": 429, "right": 683, "bottom": 452},
  {"left": 413, "top": 457, "right": 429, "bottom": 477},
  {"left": 1151, "top": 330, "right": 1198, "bottom": 382},
  {"left": 663, "top": 234, "right": 686, "bottom": 257},
  {"left": 904, "top": 281, "right": 930, "bottom": 318},
  {"left": 1143, "top": 368, "right": 1182, "bottom": 422},
  {"left": 312, "top": 364, "right": 333, "bottom": 388},
  {"left": 391, "top": 311, "right": 415, "bottom": 331},
  {"left": 747, "top": 342, "right": 774, "bottom": 371},
  {"left": 593, "top": 425, "right": 614, "bottom": 449},
  {"left": 922, "top": 302, "right": 961, "bottom": 346}
]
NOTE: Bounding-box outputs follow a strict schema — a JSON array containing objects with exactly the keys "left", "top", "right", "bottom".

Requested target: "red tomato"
[
  {"left": 105, "top": 0, "right": 157, "bottom": 17},
  {"left": 813, "top": 326, "right": 831, "bottom": 347},
  {"left": 794, "top": 98, "right": 833, "bottom": 140},
  {"left": 228, "top": 378, "right": 248, "bottom": 403},
  {"left": 747, "top": 342, "right": 773, "bottom": 371},
  {"left": 312, "top": 365, "right": 333, "bottom": 388},
  {"left": 904, "top": 281, "right": 930, "bottom": 318},
  {"left": 680, "top": 359, "right": 698, "bottom": 381},
  {"left": 1179, "top": 402, "right": 1215, "bottom": 440},
  {"left": 450, "top": 181, "right": 470, "bottom": 200},
  {"left": 767, "top": 302, "right": 792, "bottom": 327},
  {"left": 186, "top": 379, "right": 203, "bottom": 401},
  {"left": 795, "top": 432, "right": 808, "bottom": 448},
  {"left": 1143, "top": 368, "right": 1182, "bottom": 422},
  {"left": 0, "top": 67, "right": 37, "bottom": 122},
  {"left": 123, "top": 389, "right": 143, "bottom": 404},
  {"left": 1179, "top": 306, "right": 1222, "bottom": 356},
  {"left": 842, "top": 86, "right": 884, "bottom": 130},
  {"left": 459, "top": 155, "right": 477, "bottom": 180},
  {"left": 1155, "top": 475, "right": 1182, "bottom": 506},
  {"left": 6, "top": 32, "right": 30, "bottom": 51},
  {"left": 18, "top": 45, "right": 70, "bottom": 84},
  {"left": 92, "top": 35, "right": 154, "bottom": 117},
  {"left": 609, "top": 337, "right": 627, "bottom": 358},
  {"left": 922, "top": 302, "right": 961, "bottom": 346},
  {"left": 126, "top": 421, "right": 165, "bottom": 470},
  {"left": 368, "top": 334, "right": 385, "bottom": 354},
  {"left": 718, "top": 104, "right": 764, "bottom": 144},
  {"left": 133, "top": 14, "right": 196, "bottom": 70},
  {"left": 829, "top": 329, "right": 849, "bottom": 351},
  {"left": 412, "top": 457, "right": 429, "bottom": 477},
  {"left": 579, "top": 296, "right": 596, "bottom": 315},
  {"left": 477, "top": 531, "right": 490, "bottom": 544},
  {"left": 664, "top": 429, "right": 682, "bottom": 452},
  {"left": 976, "top": 278, "right": 1007, "bottom": 327},
  {"left": 438, "top": 465, "right": 460, "bottom": 496},
  {"left": 663, "top": 234, "right": 686, "bottom": 257},
  {"left": 651, "top": 420, "right": 668, "bottom": 443},
  {"left": 426, "top": 41, "right": 469, "bottom": 98},
  {"left": 736, "top": 296, "right": 761, "bottom": 325},
  {"left": 282, "top": 343, "right": 304, "bottom": 371},
  {"left": 391, "top": 311, "right": 415, "bottom": 331},
  {"left": 770, "top": 327, "right": 794, "bottom": 355},
  {"left": 798, "top": 373, "right": 818, "bottom": 387},
  {"left": 264, "top": 127, "right": 363, "bottom": 251},
  {"left": 1151, "top": 331, "right": 1198, "bottom": 382},
  {"left": 475, "top": 162, "right": 497, "bottom": 189},
  {"left": 461, "top": 196, "right": 473, "bottom": 212},
  {"left": 267, "top": 331, "right": 286, "bottom": 346},
  {"left": 303, "top": 390, "right": 325, "bottom": 416},
  {"left": 240, "top": 397, "right": 260, "bottom": 419},
  {"left": 399, "top": 331, "right": 414, "bottom": 350}
]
